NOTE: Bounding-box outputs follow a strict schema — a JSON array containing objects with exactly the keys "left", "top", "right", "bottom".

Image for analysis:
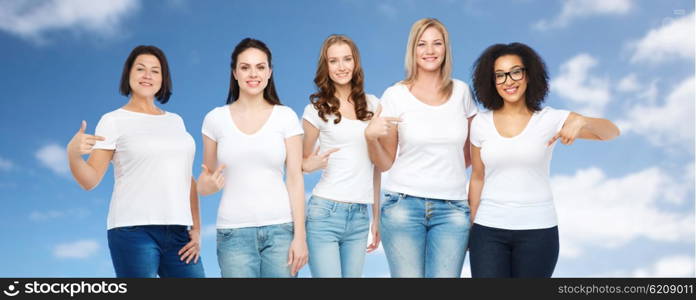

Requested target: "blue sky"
[{"left": 0, "top": 0, "right": 693, "bottom": 277}]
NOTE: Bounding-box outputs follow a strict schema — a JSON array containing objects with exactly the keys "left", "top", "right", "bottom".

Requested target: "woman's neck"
[
  {"left": 235, "top": 92, "right": 271, "bottom": 111},
  {"left": 124, "top": 94, "right": 161, "bottom": 114}
]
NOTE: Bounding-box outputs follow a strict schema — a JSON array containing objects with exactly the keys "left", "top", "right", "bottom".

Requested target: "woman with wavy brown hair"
[{"left": 301, "top": 34, "right": 381, "bottom": 277}]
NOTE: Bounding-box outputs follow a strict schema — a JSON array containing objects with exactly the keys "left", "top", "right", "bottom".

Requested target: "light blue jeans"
[
  {"left": 306, "top": 196, "right": 370, "bottom": 278},
  {"left": 380, "top": 192, "right": 471, "bottom": 278},
  {"left": 216, "top": 222, "right": 296, "bottom": 278}
]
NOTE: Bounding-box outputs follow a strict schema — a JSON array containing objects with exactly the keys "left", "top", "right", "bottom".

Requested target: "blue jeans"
[
  {"left": 380, "top": 192, "right": 471, "bottom": 278},
  {"left": 216, "top": 222, "right": 296, "bottom": 278},
  {"left": 306, "top": 196, "right": 370, "bottom": 278},
  {"left": 107, "top": 225, "right": 205, "bottom": 278},
  {"left": 469, "top": 223, "right": 559, "bottom": 278}
]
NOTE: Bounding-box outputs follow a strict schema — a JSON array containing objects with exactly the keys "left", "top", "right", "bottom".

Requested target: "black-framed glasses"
[{"left": 495, "top": 67, "right": 526, "bottom": 85}]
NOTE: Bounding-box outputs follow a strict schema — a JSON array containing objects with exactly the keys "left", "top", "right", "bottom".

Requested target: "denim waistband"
[{"left": 310, "top": 195, "right": 367, "bottom": 212}]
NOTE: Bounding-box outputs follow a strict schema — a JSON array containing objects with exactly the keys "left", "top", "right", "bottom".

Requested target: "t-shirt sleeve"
[
  {"left": 469, "top": 114, "right": 483, "bottom": 148},
  {"left": 92, "top": 114, "right": 118, "bottom": 150},
  {"left": 551, "top": 108, "right": 571, "bottom": 132},
  {"left": 302, "top": 104, "right": 323, "bottom": 130},
  {"left": 379, "top": 86, "right": 397, "bottom": 118},
  {"left": 462, "top": 83, "right": 479, "bottom": 118},
  {"left": 201, "top": 109, "right": 219, "bottom": 142},
  {"left": 283, "top": 107, "right": 304, "bottom": 138}
]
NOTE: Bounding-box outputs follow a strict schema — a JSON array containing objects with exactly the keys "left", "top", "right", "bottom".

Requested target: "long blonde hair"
[{"left": 402, "top": 18, "right": 453, "bottom": 98}]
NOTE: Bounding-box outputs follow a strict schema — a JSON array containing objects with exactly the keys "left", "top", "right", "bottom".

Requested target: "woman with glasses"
[
  {"left": 365, "top": 18, "right": 478, "bottom": 277},
  {"left": 468, "top": 43, "right": 620, "bottom": 277}
]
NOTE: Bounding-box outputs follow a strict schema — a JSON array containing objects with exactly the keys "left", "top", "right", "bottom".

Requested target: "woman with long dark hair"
[{"left": 197, "top": 38, "right": 308, "bottom": 278}]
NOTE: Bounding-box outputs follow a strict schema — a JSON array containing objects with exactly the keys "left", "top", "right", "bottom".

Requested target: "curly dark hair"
[
  {"left": 310, "top": 35, "right": 373, "bottom": 124},
  {"left": 471, "top": 42, "right": 549, "bottom": 111}
]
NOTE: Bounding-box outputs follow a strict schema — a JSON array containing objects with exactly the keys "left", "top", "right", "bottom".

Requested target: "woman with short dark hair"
[
  {"left": 468, "top": 42, "right": 620, "bottom": 277},
  {"left": 66, "top": 45, "right": 204, "bottom": 278}
]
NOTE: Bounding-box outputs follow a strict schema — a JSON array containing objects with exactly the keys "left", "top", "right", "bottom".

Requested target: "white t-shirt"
[
  {"left": 302, "top": 95, "right": 379, "bottom": 204},
  {"left": 470, "top": 107, "right": 570, "bottom": 230},
  {"left": 202, "top": 105, "right": 303, "bottom": 229},
  {"left": 380, "top": 79, "right": 478, "bottom": 200},
  {"left": 93, "top": 109, "right": 195, "bottom": 230}
]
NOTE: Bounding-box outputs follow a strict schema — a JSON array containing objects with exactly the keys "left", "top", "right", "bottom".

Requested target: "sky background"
[{"left": 0, "top": 0, "right": 694, "bottom": 278}]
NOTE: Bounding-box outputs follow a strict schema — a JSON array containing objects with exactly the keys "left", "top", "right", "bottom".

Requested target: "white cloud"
[
  {"left": 35, "top": 143, "right": 69, "bottom": 176},
  {"left": 0, "top": 0, "right": 139, "bottom": 44},
  {"left": 616, "top": 76, "right": 694, "bottom": 149},
  {"left": 597, "top": 255, "right": 695, "bottom": 277},
  {"left": 617, "top": 74, "right": 639, "bottom": 93},
  {"left": 534, "top": 0, "right": 632, "bottom": 30},
  {"left": 632, "top": 255, "right": 695, "bottom": 277},
  {"left": 29, "top": 208, "right": 90, "bottom": 222},
  {"left": 53, "top": 239, "right": 99, "bottom": 259},
  {"left": 553, "top": 166, "right": 694, "bottom": 258},
  {"left": 0, "top": 156, "right": 13, "bottom": 171},
  {"left": 629, "top": 12, "right": 695, "bottom": 64},
  {"left": 550, "top": 54, "right": 610, "bottom": 116}
]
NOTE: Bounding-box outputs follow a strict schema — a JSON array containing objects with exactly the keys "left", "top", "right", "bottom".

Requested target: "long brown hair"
[{"left": 310, "top": 34, "right": 373, "bottom": 124}]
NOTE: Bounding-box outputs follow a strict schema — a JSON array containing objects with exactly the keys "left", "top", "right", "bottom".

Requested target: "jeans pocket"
[
  {"left": 447, "top": 200, "right": 471, "bottom": 213},
  {"left": 279, "top": 222, "right": 294, "bottom": 234},
  {"left": 217, "top": 228, "right": 236, "bottom": 240},
  {"left": 307, "top": 200, "right": 332, "bottom": 221},
  {"left": 381, "top": 192, "right": 401, "bottom": 211}
]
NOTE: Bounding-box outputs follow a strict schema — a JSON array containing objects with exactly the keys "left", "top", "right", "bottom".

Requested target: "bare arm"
[
  {"left": 549, "top": 112, "right": 621, "bottom": 146},
  {"left": 178, "top": 177, "right": 202, "bottom": 264},
  {"left": 468, "top": 145, "right": 485, "bottom": 224},
  {"left": 301, "top": 120, "right": 339, "bottom": 173},
  {"left": 367, "top": 166, "right": 381, "bottom": 252},
  {"left": 66, "top": 121, "right": 113, "bottom": 190},
  {"left": 464, "top": 116, "right": 475, "bottom": 169},
  {"left": 285, "top": 135, "right": 308, "bottom": 275},
  {"left": 197, "top": 135, "right": 225, "bottom": 196},
  {"left": 365, "top": 105, "right": 400, "bottom": 172}
]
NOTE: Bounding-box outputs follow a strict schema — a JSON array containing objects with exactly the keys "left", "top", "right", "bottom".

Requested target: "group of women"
[{"left": 66, "top": 18, "right": 619, "bottom": 278}]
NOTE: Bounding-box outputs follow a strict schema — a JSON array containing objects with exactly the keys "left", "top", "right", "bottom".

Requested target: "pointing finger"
[{"left": 321, "top": 148, "right": 340, "bottom": 158}]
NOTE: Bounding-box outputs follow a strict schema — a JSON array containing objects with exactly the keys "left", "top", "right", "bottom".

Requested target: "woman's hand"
[
  {"left": 67, "top": 121, "right": 105, "bottom": 158},
  {"left": 287, "top": 237, "right": 308, "bottom": 276},
  {"left": 548, "top": 112, "right": 587, "bottom": 146},
  {"left": 302, "top": 148, "right": 339, "bottom": 173},
  {"left": 178, "top": 227, "right": 201, "bottom": 264},
  {"left": 197, "top": 164, "right": 225, "bottom": 195},
  {"left": 366, "top": 221, "right": 381, "bottom": 253}
]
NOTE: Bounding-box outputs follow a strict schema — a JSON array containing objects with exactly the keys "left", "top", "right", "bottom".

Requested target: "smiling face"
[
  {"left": 128, "top": 54, "right": 162, "bottom": 98},
  {"left": 326, "top": 42, "right": 354, "bottom": 88},
  {"left": 233, "top": 47, "right": 272, "bottom": 97},
  {"left": 415, "top": 26, "right": 445, "bottom": 73},
  {"left": 494, "top": 54, "right": 528, "bottom": 106}
]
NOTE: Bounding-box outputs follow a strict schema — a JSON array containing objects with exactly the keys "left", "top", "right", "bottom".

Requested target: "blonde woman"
[
  {"left": 302, "top": 35, "right": 381, "bottom": 277},
  {"left": 365, "top": 18, "right": 477, "bottom": 277}
]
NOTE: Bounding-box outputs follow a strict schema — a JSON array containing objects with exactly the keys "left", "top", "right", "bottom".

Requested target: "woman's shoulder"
[{"left": 275, "top": 104, "right": 300, "bottom": 119}]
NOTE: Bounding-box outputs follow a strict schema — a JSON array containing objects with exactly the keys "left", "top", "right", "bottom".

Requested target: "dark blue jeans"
[
  {"left": 107, "top": 225, "right": 205, "bottom": 278},
  {"left": 469, "top": 223, "right": 558, "bottom": 278}
]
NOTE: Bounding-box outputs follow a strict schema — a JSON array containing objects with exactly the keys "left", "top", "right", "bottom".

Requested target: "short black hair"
[
  {"left": 472, "top": 42, "right": 548, "bottom": 111},
  {"left": 119, "top": 45, "right": 172, "bottom": 104},
  {"left": 227, "top": 38, "right": 281, "bottom": 105}
]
